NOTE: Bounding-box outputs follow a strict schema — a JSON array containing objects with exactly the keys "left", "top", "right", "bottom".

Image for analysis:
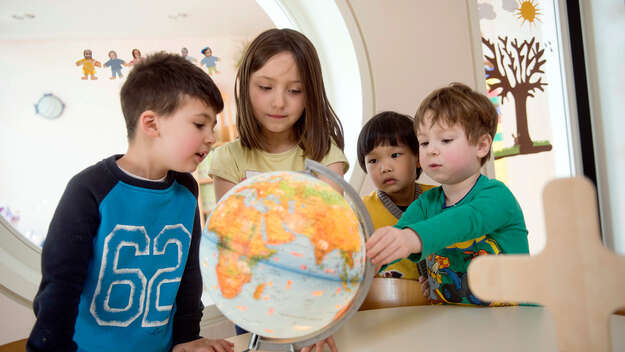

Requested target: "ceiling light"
[
  {"left": 11, "top": 13, "right": 35, "bottom": 20},
  {"left": 168, "top": 13, "right": 189, "bottom": 20}
]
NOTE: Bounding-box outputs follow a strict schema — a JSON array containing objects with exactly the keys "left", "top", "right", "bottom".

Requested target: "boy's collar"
[
  {"left": 106, "top": 155, "right": 174, "bottom": 190},
  {"left": 441, "top": 174, "right": 484, "bottom": 209},
  {"left": 377, "top": 185, "right": 423, "bottom": 219}
]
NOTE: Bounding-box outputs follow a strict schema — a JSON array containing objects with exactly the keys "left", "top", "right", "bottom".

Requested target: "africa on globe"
[{"left": 200, "top": 170, "right": 366, "bottom": 340}]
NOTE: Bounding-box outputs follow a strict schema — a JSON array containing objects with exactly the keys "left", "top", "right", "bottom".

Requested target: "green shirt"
[{"left": 395, "top": 175, "right": 528, "bottom": 305}]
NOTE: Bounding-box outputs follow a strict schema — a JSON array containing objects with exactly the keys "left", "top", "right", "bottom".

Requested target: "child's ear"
[
  {"left": 139, "top": 110, "right": 159, "bottom": 138},
  {"left": 476, "top": 133, "right": 493, "bottom": 159}
]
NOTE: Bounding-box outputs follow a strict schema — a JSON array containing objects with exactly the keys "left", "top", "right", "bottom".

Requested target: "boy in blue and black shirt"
[{"left": 28, "top": 53, "right": 233, "bottom": 352}]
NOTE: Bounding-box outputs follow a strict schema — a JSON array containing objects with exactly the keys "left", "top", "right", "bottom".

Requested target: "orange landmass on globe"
[
  {"left": 215, "top": 250, "right": 252, "bottom": 299},
  {"left": 207, "top": 173, "right": 361, "bottom": 299},
  {"left": 253, "top": 283, "right": 265, "bottom": 300}
]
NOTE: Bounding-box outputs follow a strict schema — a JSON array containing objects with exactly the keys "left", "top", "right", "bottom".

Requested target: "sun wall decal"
[{"left": 516, "top": 0, "right": 542, "bottom": 26}]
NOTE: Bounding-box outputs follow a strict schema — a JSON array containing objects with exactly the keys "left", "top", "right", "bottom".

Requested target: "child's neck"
[
  {"left": 441, "top": 172, "right": 481, "bottom": 207},
  {"left": 118, "top": 147, "right": 168, "bottom": 180},
  {"left": 388, "top": 181, "right": 418, "bottom": 207},
  {"left": 262, "top": 130, "right": 297, "bottom": 154}
]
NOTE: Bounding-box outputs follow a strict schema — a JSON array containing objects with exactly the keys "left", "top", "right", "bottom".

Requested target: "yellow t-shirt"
[
  {"left": 208, "top": 139, "right": 349, "bottom": 184},
  {"left": 362, "top": 184, "right": 435, "bottom": 280}
]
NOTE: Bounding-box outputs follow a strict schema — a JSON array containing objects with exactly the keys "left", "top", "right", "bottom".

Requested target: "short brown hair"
[
  {"left": 120, "top": 52, "right": 223, "bottom": 141},
  {"left": 235, "top": 28, "right": 344, "bottom": 161},
  {"left": 414, "top": 82, "right": 497, "bottom": 164}
]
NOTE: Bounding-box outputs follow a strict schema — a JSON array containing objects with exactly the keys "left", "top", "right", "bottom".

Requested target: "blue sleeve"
[
  {"left": 27, "top": 176, "right": 100, "bottom": 352},
  {"left": 172, "top": 175, "right": 204, "bottom": 345}
]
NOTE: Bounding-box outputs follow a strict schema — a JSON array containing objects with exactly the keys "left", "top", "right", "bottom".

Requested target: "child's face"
[
  {"left": 249, "top": 51, "right": 305, "bottom": 141},
  {"left": 109, "top": 52, "right": 116, "bottom": 59},
  {"left": 154, "top": 96, "right": 217, "bottom": 173},
  {"left": 416, "top": 113, "right": 488, "bottom": 187},
  {"left": 204, "top": 49, "right": 212, "bottom": 57},
  {"left": 365, "top": 143, "right": 419, "bottom": 204}
]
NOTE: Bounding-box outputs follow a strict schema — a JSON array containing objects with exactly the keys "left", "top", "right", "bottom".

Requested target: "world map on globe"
[{"left": 200, "top": 171, "right": 366, "bottom": 339}]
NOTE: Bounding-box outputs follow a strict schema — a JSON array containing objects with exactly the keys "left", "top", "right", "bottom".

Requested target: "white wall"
[
  {"left": 581, "top": 1, "right": 625, "bottom": 254},
  {"left": 0, "top": 290, "right": 35, "bottom": 345},
  {"left": 347, "top": 0, "right": 483, "bottom": 193},
  {"left": 349, "top": 0, "right": 480, "bottom": 114},
  {"left": 0, "top": 37, "right": 245, "bottom": 245}
]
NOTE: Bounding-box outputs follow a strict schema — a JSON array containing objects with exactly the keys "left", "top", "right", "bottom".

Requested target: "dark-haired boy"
[
  {"left": 366, "top": 83, "right": 529, "bottom": 306},
  {"left": 28, "top": 52, "right": 233, "bottom": 352},
  {"left": 357, "top": 111, "right": 433, "bottom": 280}
]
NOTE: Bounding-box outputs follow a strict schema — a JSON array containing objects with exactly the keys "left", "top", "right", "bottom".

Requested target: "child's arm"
[
  {"left": 207, "top": 144, "right": 240, "bottom": 201},
  {"left": 318, "top": 142, "right": 349, "bottom": 193},
  {"left": 365, "top": 193, "right": 428, "bottom": 266},
  {"left": 213, "top": 176, "right": 237, "bottom": 201},
  {"left": 172, "top": 338, "right": 234, "bottom": 352},
  {"left": 319, "top": 161, "right": 345, "bottom": 193},
  {"left": 397, "top": 181, "right": 526, "bottom": 260},
  {"left": 366, "top": 226, "right": 422, "bottom": 266},
  {"left": 27, "top": 178, "right": 99, "bottom": 351},
  {"left": 301, "top": 336, "right": 338, "bottom": 352},
  {"left": 172, "top": 201, "right": 204, "bottom": 345}
]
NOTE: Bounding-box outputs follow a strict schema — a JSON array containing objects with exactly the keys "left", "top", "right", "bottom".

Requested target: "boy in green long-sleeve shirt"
[{"left": 366, "top": 82, "right": 529, "bottom": 306}]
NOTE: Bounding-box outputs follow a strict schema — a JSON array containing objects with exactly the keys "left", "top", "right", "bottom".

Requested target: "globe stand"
[{"left": 243, "top": 334, "right": 296, "bottom": 352}]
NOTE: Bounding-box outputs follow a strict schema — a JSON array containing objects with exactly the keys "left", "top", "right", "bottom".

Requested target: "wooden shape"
[
  {"left": 359, "top": 278, "right": 428, "bottom": 311},
  {"left": 468, "top": 177, "right": 625, "bottom": 351},
  {"left": 0, "top": 339, "right": 27, "bottom": 352}
]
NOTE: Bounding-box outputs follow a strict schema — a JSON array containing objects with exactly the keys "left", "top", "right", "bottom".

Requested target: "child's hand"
[
  {"left": 172, "top": 337, "right": 234, "bottom": 352},
  {"left": 418, "top": 275, "right": 431, "bottom": 301},
  {"left": 366, "top": 226, "right": 422, "bottom": 266},
  {"left": 300, "top": 335, "right": 338, "bottom": 352}
]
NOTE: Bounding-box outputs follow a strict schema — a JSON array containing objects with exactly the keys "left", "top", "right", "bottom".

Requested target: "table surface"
[{"left": 227, "top": 305, "right": 625, "bottom": 351}]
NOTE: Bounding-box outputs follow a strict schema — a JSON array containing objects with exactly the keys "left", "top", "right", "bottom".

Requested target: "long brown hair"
[{"left": 235, "top": 28, "right": 344, "bottom": 161}]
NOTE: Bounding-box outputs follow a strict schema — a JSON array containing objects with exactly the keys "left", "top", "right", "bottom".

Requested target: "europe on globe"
[{"left": 200, "top": 171, "right": 366, "bottom": 339}]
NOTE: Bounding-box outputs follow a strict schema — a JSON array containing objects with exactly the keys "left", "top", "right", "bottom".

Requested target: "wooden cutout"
[
  {"left": 468, "top": 177, "right": 625, "bottom": 351},
  {"left": 0, "top": 338, "right": 27, "bottom": 352}
]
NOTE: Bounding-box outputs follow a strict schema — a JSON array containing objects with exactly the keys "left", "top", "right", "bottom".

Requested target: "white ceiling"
[{"left": 0, "top": 0, "right": 274, "bottom": 40}]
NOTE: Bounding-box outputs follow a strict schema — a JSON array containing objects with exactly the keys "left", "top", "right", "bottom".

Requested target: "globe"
[{"left": 200, "top": 167, "right": 371, "bottom": 345}]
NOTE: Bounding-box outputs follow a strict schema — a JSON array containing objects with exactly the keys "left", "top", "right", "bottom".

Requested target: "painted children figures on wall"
[
  {"left": 73, "top": 46, "right": 222, "bottom": 81},
  {"left": 200, "top": 46, "right": 220, "bottom": 75},
  {"left": 103, "top": 50, "right": 126, "bottom": 80},
  {"left": 75, "top": 49, "right": 101, "bottom": 80},
  {"left": 128, "top": 48, "right": 143, "bottom": 66},
  {"left": 181, "top": 47, "right": 197, "bottom": 63}
]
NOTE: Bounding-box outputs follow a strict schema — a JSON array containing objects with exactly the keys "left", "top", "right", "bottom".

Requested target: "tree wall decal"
[{"left": 482, "top": 35, "right": 552, "bottom": 159}]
